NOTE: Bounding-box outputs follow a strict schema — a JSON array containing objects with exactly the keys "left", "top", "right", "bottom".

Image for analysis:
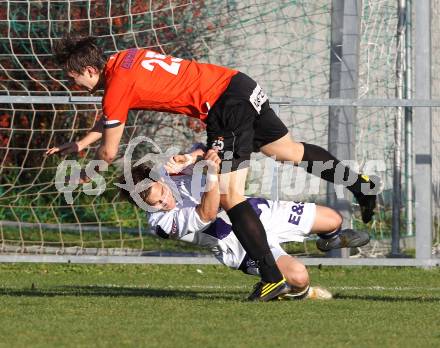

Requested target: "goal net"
[{"left": 0, "top": 0, "right": 438, "bottom": 259}]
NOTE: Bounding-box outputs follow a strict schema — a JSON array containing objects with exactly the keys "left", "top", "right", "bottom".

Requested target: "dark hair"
[
  {"left": 118, "top": 164, "right": 156, "bottom": 206},
  {"left": 53, "top": 35, "right": 106, "bottom": 74}
]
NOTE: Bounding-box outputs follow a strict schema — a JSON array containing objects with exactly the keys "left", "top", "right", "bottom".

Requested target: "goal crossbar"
[{"left": 1, "top": 96, "right": 440, "bottom": 107}]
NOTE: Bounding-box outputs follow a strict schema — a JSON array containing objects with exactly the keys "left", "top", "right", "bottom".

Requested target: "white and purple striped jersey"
[{"left": 147, "top": 174, "right": 316, "bottom": 271}]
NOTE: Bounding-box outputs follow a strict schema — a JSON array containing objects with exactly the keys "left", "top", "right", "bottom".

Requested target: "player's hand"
[
  {"left": 190, "top": 148, "right": 206, "bottom": 162},
  {"left": 204, "top": 149, "right": 221, "bottom": 174},
  {"left": 164, "top": 154, "right": 193, "bottom": 174},
  {"left": 46, "top": 142, "right": 83, "bottom": 156},
  {"left": 79, "top": 169, "right": 91, "bottom": 184},
  {"left": 65, "top": 169, "right": 91, "bottom": 185},
  {"left": 173, "top": 154, "right": 192, "bottom": 165}
]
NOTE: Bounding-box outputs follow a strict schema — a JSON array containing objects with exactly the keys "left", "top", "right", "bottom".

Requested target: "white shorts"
[{"left": 215, "top": 201, "right": 316, "bottom": 270}]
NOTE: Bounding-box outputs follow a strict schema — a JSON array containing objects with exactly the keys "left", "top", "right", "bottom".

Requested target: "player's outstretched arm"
[
  {"left": 196, "top": 149, "right": 221, "bottom": 222},
  {"left": 95, "top": 122, "right": 124, "bottom": 164},
  {"left": 46, "top": 116, "right": 105, "bottom": 156}
]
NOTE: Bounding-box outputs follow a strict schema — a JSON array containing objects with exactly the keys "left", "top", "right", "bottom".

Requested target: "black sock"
[
  {"left": 226, "top": 200, "right": 283, "bottom": 283},
  {"left": 318, "top": 229, "right": 341, "bottom": 240},
  {"left": 301, "top": 142, "right": 372, "bottom": 197}
]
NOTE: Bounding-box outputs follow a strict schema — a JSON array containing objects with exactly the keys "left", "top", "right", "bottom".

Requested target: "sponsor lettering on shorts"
[
  {"left": 249, "top": 84, "right": 268, "bottom": 114},
  {"left": 211, "top": 136, "right": 225, "bottom": 152}
]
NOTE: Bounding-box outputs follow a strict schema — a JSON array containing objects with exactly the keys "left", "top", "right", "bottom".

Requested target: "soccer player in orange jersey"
[{"left": 48, "top": 36, "right": 379, "bottom": 301}]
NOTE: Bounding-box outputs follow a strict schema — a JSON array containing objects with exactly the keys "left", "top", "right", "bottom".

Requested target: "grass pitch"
[{"left": 0, "top": 264, "right": 439, "bottom": 348}]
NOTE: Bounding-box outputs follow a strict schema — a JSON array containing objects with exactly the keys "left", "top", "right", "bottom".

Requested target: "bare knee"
[
  {"left": 312, "top": 206, "right": 343, "bottom": 234},
  {"left": 329, "top": 209, "right": 343, "bottom": 231},
  {"left": 287, "top": 266, "right": 309, "bottom": 288},
  {"left": 283, "top": 261, "right": 309, "bottom": 289},
  {"left": 220, "top": 193, "right": 245, "bottom": 211},
  {"left": 218, "top": 170, "right": 248, "bottom": 210}
]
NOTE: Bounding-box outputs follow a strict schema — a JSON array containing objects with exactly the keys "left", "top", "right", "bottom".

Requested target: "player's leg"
[
  {"left": 218, "top": 167, "right": 289, "bottom": 301},
  {"left": 311, "top": 205, "right": 370, "bottom": 251},
  {"left": 206, "top": 74, "right": 289, "bottom": 301},
  {"left": 310, "top": 205, "right": 342, "bottom": 233},
  {"left": 275, "top": 255, "right": 332, "bottom": 300},
  {"left": 276, "top": 255, "right": 309, "bottom": 297},
  {"left": 255, "top": 108, "right": 380, "bottom": 223}
]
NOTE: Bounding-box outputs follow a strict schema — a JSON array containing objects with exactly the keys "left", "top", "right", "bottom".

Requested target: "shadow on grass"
[
  {"left": 334, "top": 293, "right": 440, "bottom": 303},
  {"left": 0, "top": 285, "right": 248, "bottom": 301}
]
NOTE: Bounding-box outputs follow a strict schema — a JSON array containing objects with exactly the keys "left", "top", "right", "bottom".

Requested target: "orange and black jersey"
[{"left": 102, "top": 48, "right": 238, "bottom": 128}]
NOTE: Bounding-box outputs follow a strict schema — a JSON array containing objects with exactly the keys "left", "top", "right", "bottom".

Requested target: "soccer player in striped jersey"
[
  {"left": 118, "top": 147, "right": 369, "bottom": 300},
  {"left": 49, "top": 36, "right": 379, "bottom": 301}
]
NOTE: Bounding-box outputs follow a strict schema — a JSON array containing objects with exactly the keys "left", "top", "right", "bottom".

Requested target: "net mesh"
[{"left": 0, "top": 0, "right": 435, "bottom": 257}]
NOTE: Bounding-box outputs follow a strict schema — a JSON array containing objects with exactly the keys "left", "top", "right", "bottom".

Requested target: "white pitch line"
[
  {"left": 168, "top": 285, "right": 440, "bottom": 292},
  {"left": 328, "top": 286, "right": 440, "bottom": 292},
  {"left": 76, "top": 284, "right": 440, "bottom": 292}
]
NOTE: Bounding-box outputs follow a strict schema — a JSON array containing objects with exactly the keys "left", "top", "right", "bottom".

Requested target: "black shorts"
[{"left": 206, "top": 72, "right": 288, "bottom": 171}]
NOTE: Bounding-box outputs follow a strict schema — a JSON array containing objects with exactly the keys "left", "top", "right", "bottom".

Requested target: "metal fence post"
[
  {"left": 414, "top": 0, "right": 432, "bottom": 261},
  {"left": 327, "top": 0, "right": 362, "bottom": 258}
]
